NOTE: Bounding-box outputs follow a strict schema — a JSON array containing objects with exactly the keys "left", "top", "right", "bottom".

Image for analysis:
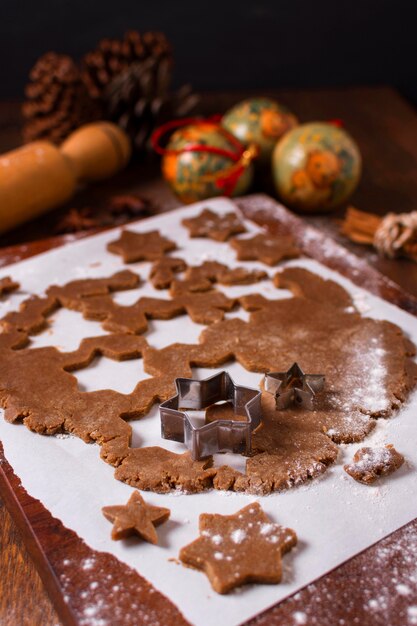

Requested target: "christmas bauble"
[
  {"left": 161, "top": 122, "right": 254, "bottom": 203},
  {"left": 272, "top": 122, "right": 361, "bottom": 213},
  {"left": 222, "top": 97, "right": 298, "bottom": 163}
]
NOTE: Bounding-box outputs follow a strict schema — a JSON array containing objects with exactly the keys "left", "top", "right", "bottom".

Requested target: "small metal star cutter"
[
  {"left": 264, "top": 362, "right": 325, "bottom": 410},
  {"left": 160, "top": 371, "right": 262, "bottom": 460}
]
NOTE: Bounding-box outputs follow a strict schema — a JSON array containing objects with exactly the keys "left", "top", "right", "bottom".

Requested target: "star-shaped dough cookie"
[
  {"left": 182, "top": 209, "right": 246, "bottom": 241},
  {"left": 107, "top": 229, "right": 177, "bottom": 263},
  {"left": 179, "top": 502, "right": 297, "bottom": 593},
  {"left": 102, "top": 491, "right": 170, "bottom": 543},
  {"left": 231, "top": 233, "right": 300, "bottom": 266}
]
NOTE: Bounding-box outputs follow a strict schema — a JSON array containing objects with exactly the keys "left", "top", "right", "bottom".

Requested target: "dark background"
[{"left": 0, "top": 0, "right": 416, "bottom": 102}]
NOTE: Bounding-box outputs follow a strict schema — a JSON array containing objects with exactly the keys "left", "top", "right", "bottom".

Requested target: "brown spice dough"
[
  {"left": 182, "top": 208, "right": 246, "bottom": 241},
  {"left": 1, "top": 295, "right": 58, "bottom": 334},
  {"left": 149, "top": 258, "right": 267, "bottom": 295},
  {"left": 77, "top": 289, "right": 235, "bottom": 331},
  {"left": 115, "top": 448, "right": 216, "bottom": 494},
  {"left": 0, "top": 276, "right": 20, "bottom": 297},
  {"left": 102, "top": 491, "right": 170, "bottom": 543},
  {"left": 47, "top": 270, "right": 140, "bottom": 304},
  {"left": 0, "top": 333, "right": 175, "bottom": 465},
  {"left": 183, "top": 261, "right": 267, "bottom": 288},
  {"left": 109, "top": 269, "right": 416, "bottom": 493},
  {"left": 0, "top": 266, "right": 415, "bottom": 495},
  {"left": 216, "top": 265, "right": 268, "bottom": 286},
  {"left": 179, "top": 502, "right": 297, "bottom": 594},
  {"left": 1, "top": 271, "right": 140, "bottom": 336},
  {"left": 170, "top": 261, "right": 267, "bottom": 296},
  {"left": 344, "top": 445, "right": 405, "bottom": 484},
  {"left": 274, "top": 266, "right": 353, "bottom": 309},
  {"left": 149, "top": 258, "right": 187, "bottom": 289},
  {"left": 231, "top": 233, "right": 300, "bottom": 266},
  {"left": 107, "top": 229, "right": 177, "bottom": 263},
  {"left": 35, "top": 270, "right": 235, "bottom": 333}
]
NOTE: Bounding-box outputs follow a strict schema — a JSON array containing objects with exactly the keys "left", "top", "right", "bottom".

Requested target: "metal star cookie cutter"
[
  {"left": 160, "top": 371, "right": 262, "bottom": 460},
  {"left": 264, "top": 362, "right": 325, "bottom": 410}
]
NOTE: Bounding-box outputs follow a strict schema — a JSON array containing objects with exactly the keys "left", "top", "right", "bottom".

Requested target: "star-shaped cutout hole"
[
  {"left": 107, "top": 229, "right": 177, "bottom": 263},
  {"left": 102, "top": 491, "right": 170, "bottom": 543},
  {"left": 179, "top": 502, "right": 297, "bottom": 593},
  {"left": 182, "top": 209, "right": 246, "bottom": 241},
  {"left": 231, "top": 233, "right": 300, "bottom": 266}
]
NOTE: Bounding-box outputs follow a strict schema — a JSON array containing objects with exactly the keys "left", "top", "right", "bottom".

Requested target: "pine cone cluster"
[
  {"left": 22, "top": 52, "right": 100, "bottom": 144},
  {"left": 22, "top": 31, "right": 198, "bottom": 150}
]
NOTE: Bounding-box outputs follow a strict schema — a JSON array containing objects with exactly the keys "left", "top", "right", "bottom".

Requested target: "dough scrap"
[
  {"left": 344, "top": 444, "right": 405, "bottom": 484},
  {"left": 179, "top": 502, "right": 297, "bottom": 593},
  {"left": 182, "top": 208, "right": 246, "bottom": 241},
  {"left": 0, "top": 276, "right": 19, "bottom": 297}
]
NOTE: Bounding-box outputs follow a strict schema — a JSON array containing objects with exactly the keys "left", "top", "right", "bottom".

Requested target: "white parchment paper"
[{"left": 0, "top": 198, "right": 416, "bottom": 626}]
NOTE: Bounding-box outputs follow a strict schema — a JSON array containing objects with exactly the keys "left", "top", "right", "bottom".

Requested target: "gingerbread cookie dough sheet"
[{"left": 0, "top": 198, "right": 417, "bottom": 626}]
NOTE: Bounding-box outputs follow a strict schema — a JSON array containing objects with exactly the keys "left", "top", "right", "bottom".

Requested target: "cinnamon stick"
[
  {"left": 340, "top": 206, "right": 382, "bottom": 244},
  {"left": 341, "top": 206, "right": 417, "bottom": 262}
]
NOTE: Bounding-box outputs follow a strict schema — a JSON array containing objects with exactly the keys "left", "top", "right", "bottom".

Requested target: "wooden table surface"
[{"left": 1, "top": 86, "right": 417, "bottom": 625}]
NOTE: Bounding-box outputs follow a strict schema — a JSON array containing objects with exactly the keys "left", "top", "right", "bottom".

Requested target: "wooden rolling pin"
[{"left": 0, "top": 121, "right": 132, "bottom": 234}]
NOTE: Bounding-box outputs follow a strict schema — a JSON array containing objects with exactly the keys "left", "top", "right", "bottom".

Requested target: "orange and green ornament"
[
  {"left": 272, "top": 121, "right": 362, "bottom": 213},
  {"left": 152, "top": 118, "right": 257, "bottom": 204},
  {"left": 222, "top": 97, "right": 298, "bottom": 163}
]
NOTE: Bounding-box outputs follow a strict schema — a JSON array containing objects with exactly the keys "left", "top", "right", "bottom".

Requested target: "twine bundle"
[{"left": 341, "top": 207, "right": 417, "bottom": 262}]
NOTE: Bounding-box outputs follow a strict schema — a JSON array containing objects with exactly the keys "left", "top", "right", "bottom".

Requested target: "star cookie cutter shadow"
[
  {"left": 264, "top": 362, "right": 325, "bottom": 410},
  {"left": 160, "top": 371, "right": 262, "bottom": 460}
]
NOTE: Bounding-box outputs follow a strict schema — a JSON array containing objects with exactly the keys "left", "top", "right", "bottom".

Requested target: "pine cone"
[
  {"left": 105, "top": 57, "right": 198, "bottom": 151},
  {"left": 81, "top": 30, "right": 173, "bottom": 101},
  {"left": 82, "top": 30, "right": 198, "bottom": 151},
  {"left": 22, "top": 52, "right": 100, "bottom": 144}
]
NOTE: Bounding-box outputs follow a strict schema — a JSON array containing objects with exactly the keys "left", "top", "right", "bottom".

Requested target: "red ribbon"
[
  {"left": 151, "top": 115, "right": 256, "bottom": 197},
  {"left": 151, "top": 115, "right": 245, "bottom": 162},
  {"left": 215, "top": 163, "right": 246, "bottom": 195},
  {"left": 327, "top": 118, "right": 344, "bottom": 128}
]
